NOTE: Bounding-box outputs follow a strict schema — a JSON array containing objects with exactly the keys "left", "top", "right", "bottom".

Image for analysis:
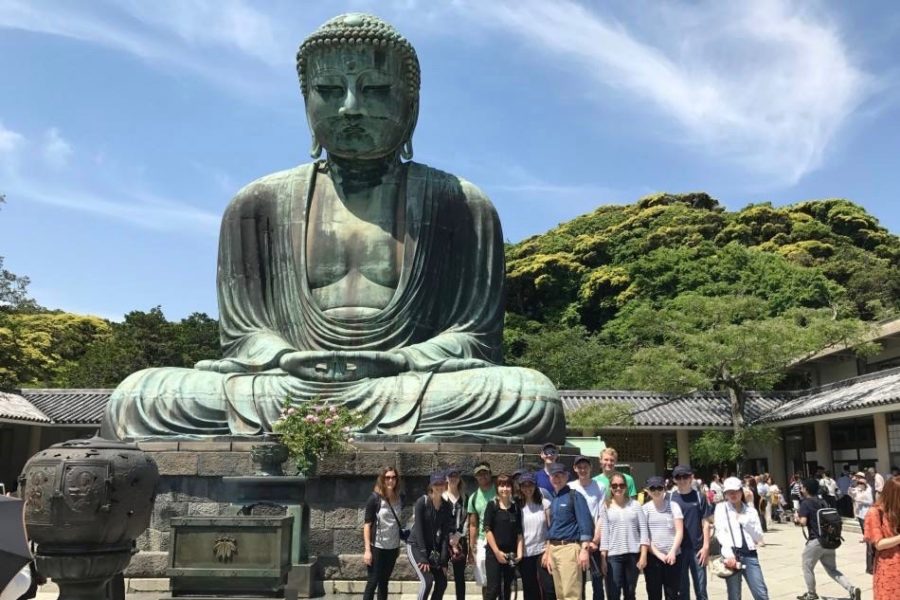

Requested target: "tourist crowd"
[{"left": 358, "top": 450, "right": 900, "bottom": 600}]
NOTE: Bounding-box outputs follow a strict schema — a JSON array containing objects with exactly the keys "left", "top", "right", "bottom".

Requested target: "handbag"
[
  {"left": 711, "top": 506, "right": 746, "bottom": 579},
  {"left": 386, "top": 498, "right": 410, "bottom": 541}
]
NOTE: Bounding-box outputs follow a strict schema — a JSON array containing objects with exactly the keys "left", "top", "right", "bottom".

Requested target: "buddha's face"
[{"left": 305, "top": 45, "right": 415, "bottom": 160}]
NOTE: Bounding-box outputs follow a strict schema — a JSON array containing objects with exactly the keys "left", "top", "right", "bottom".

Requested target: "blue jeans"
[
  {"left": 724, "top": 554, "right": 769, "bottom": 600},
  {"left": 604, "top": 553, "right": 638, "bottom": 600},
  {"left": 679, "top": 546, "right": 708, "bottom": 600}
]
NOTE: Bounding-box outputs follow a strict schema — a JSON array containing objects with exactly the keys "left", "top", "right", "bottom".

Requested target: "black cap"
[
  {"left": 548, "top": 462, "right": 567, "bottom": 475},
  {"left": 646, "top": 476, "right": 666, "bottom": 489},
  {"left": 573, "top": 455, "right": 590, "bottom": 465},
  {"left": 518, "top": 472, "right": 536, "bottom": 484},
  {"left": 430, "top": 472, "right": 448, "bottom": 486},
  {"left": 542, "top": 443, "right": 559, "bottom": 453},
  {"left": 445, "top": 466, "right": 461, "bottom": 476},
  {"left": 672, "top": 465, "right": 693, "bottom": 478}
]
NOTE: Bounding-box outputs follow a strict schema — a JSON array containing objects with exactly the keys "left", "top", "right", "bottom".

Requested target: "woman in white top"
[
  {"left": 362, "top": 466, "right": 404, "bottom": 600},
  {"left": 516, "top": 473, "right": 555, "bottom": 600},
  {"left": 714, "top": 477, "right": 769, "bottom": 600},
  {"left": 642, "top": 476, "right": 683, "bottom": 600},
  {"left": 849, "top": 472, "right": 875, "bottom": 574},
  {"left": 599, "top": 472, "right": 649, "bottom": 600}
]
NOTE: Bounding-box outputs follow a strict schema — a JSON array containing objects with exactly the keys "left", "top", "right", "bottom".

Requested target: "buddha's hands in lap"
[
  {"left": 195, "top": 358, "right": 259, "bottom": 373},
  {"left": 278, "top": 350, "right": 408, "bottom": 382}
]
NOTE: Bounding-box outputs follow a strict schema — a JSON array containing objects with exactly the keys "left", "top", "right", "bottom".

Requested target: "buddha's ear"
[
  {"left": 305, "top": 110, "right": 323, "bottom": 159},
  {"left": 401, "top": 100, "right": 419, "bottom": 161}
]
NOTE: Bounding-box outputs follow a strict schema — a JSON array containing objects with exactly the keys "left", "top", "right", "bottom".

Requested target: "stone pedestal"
[{"left": 134, "top": 438, "right": 586, "bottom": 590}]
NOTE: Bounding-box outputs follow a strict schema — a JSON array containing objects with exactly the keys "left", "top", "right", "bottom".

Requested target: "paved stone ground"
[{"left": 34, "top": 521, "right": 872, "bottom": 600}]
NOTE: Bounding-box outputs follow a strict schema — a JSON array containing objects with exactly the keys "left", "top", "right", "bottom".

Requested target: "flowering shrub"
[{"left": 272, "top": 399, "right": 364, "bottom": 474}]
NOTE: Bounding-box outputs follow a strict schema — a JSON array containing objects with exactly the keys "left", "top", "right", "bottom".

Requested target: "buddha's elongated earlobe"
[
  {"left": 400, "top": 102, "right": 418, "bottom": 161},
  {"left": 310, "top": 136, "right": 322, "bottom": 159},
  {"left": 400, "top": 139, "right": 413, "bottom": 161}
]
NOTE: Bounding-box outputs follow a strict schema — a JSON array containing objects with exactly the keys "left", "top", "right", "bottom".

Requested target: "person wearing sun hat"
[
  {"left": 468, "top": 462, "right": 497, "bottom": 596},
  {"left": 714, "top": 477, "right": 769, "bottom": 600}
]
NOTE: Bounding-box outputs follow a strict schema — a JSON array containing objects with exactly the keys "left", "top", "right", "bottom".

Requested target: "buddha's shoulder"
[
  {"left": 225, "top": 164, "right": 315, "bottom": 212},
  {"left": 411, "top": 162, "right": 494, "bottom": 212}
]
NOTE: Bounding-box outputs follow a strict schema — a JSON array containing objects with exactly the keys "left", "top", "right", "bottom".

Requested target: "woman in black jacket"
[
  {"left": 443, "top": 466, "right": 468, "bottom": 600},
  {"left": 407, "top": 472, "right": 454, "bottom": 600}
]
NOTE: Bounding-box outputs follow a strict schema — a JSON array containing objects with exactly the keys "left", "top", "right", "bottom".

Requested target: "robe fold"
[{"left": 100, "top": 161, "right": 565, "bottom": 443}]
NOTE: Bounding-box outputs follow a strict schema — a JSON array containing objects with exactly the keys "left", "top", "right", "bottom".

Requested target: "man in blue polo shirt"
[
  {"left": 670, "top": 464, "right": 713, "bottom": 600},
  {"left": 544, "top": 462, "right": 594, "bottom": 600}
]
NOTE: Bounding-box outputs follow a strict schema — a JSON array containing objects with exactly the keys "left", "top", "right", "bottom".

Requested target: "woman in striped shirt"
[
  {"left": 642, "top": 476, "right": 684, "bottom": 600},
  {"left": 599, "top": 472, "right": 649, "bottom": 600}
]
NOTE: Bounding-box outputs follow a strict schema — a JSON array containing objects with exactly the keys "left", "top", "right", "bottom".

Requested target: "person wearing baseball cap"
[
  {"left": 516, "top": 472, "right": 556, "bottom": 600},
  {"left": 643, "top": 475, "right": 684, "bottom": 600},
  {"left": 406, "top": 472, "right": 454, "bottom": 600},
  {"left": 669, "top": 465, "right": 713, "bottom": 600},
  {"left": 468, "top": 462, "right": 496, "bottom": 596},
  {"left": 713, "top": 477, "right": 770, "bottom": 600},
  {"left": 443, "top": 467, "right": 468, "bottom": 600},
  {"left": 568, "top": 455, "right": 605, "bottom": 600},
  {"left": 544, "top": 462, "right": 594, "bottom": 600},
  {"left": 535, "top": 442, "right": 563, "bottom": 496},
  {"left": 795, "top": 479, "right": 861, "bottom": 600}
]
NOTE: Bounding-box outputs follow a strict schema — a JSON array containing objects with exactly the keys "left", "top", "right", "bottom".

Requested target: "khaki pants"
[{"left": 550, "top": 543, "right": 582, "bottom": 600}]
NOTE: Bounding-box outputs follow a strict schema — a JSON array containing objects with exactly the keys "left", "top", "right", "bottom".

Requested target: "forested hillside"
[{"left": 503, "top": 194, "right": 900, "bottom": 389}]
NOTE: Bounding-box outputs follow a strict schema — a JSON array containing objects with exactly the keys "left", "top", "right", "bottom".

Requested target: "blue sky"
[{"left": 1, "top": 0, "right": 898, "bottom": 320}]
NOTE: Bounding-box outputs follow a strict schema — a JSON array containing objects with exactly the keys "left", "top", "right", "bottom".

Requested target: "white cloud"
[
  {"left": 0, "top": 121, "right": 219, "bottom": 234},
  {"left": 42, "top": 128, "right": 73, "bottom": 168},
  {"left": 459, "top": 0, "right": 873, "bottom": 185}
]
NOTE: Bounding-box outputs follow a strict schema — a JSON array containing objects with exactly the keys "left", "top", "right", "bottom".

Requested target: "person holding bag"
[
  {"left": 408, "top": 472, "right": 454, "bottom": 600},
  {"left": 484, "top": 474, "right": 524, "bottom": 600},
  {"left": 363, "top": 466, "right": 405, "bottom": 600},
  {"left": 713, "top": 477, "right": 769, "bottom": 600},
  {"left": 443, "top": 467, "right": 468, "bottom": 600}
]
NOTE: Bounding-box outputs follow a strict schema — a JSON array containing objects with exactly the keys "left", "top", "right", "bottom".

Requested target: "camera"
[{"left": 504, "top": 552, "right": 518, "bottom": 567}]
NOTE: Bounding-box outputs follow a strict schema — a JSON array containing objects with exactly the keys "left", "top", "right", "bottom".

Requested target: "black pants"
[
  {"left": 450, "top": 557, "right": 467, "bottom": 600},
  {"left": 859, "top": 518, "right": 875, "bottom": 574},
  {"left": 604, "top": 553, "right": 639, "bottom": 600},
  {"left": 407, "top": 545, "right": 448, "bottom": 600},
  {"left": 582, "top": 549, "right": 605, "bottom": 600},
  {"left": 644, "top": 553, "right": 682, "bottom": 600},
  {"left": 363, "top": 546, "right": 399, "bottom": 600},
  {"left": 518, "top": 554, "right": 557, "bottom": 600},
  {"left": 485, "top": 552, "right": 517, "bottom": 600}
]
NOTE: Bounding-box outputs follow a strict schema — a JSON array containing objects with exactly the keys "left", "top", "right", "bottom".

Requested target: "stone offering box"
[{"left": 133, "top": 438, "right": 588, "bottom": 593}]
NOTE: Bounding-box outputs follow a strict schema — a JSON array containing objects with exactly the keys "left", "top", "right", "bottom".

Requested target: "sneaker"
[
  {"left": 796, "top": 594, "right": 818, "bottom": 600},
  {"left": 850, "top": 587, "right": 861, "bottom": 600}
]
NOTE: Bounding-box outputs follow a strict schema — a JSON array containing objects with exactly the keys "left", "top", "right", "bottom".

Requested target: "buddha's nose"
[{"left": 338, "top": 89, "right": 362, "bottom": 116}]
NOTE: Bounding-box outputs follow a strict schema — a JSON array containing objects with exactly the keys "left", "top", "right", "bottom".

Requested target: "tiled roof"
[
  {"left": 0, "top": 391, "right": 50, "bottom": 423},
  {"left": 560, "top": 390, "right": 793, "bottom": 428},
  {"left": 757, "top": 367, "right": 900, "bottom": 423},
  {"left": 18, "top": 389, "right": 112, "bottom": 425}
]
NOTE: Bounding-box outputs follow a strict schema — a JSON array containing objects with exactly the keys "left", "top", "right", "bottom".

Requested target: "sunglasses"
[
  {"left": 384, "top": 475, "right": 397, "bottom": 480},
  {"left": 610, "top": 483, "right": 627, "bottom": 490},
  {"left": 648, "top": 486, "right": 665, "bottom": 492}
]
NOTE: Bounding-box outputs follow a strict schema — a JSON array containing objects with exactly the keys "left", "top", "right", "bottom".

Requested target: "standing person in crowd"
[
  {"left": 408, "top": 472, "right": 454, "bottom": 600},
  {"left": 469, "top": 462, "right": 498, "bottom": 600},
  {"left": 819, "top": 471, "right": 837, "bottom": 509},
  {"left": 849, "top": 472, "right": 874, "bottom": 574},
  {"left": 836, "top": 468, "right": 853, "bottom": 518},
  {"left": 517, "top": 472, "right": 556, "bottom": 600},
  {"left": 864, "top": 477, "right": 900, "bottom": 600},
  {"left": 670, "top": 465, "right": 713, "bottom": 600},
  {"left": 444, "top": 467, "right": 468, "bottom": 600},
  {"left": 795, "top": 478, "right": 861, "bottom": 600},
  {"left": 869, "top": 467, "right": 885, "bottom": 501},
  {"left": 790, "top": 474, "right": 803, "bottom": 511},
  {"left": 710, "top": 474, "right": 725, "bottom": 504},
  {"left": 594, "top": 448, "right": 637, "bottom": 499},
  {"left": 363, "top": 466, "right": 404, "bottom": 600},
  {"left": 714, "top": 477, "right": 769, "bottom": 600},
  {"left": 569, "top": 455, "right": 606, "bottom": 600},
  {"left": 545, "top": 463, "right": 594, "bottom": 600},
  {"left": 485, "top": 475, "right": 524, "bottom": 600},
  {"left": 642, "top": 476, "right": 683, "bottom": 600},
  {"left": 599, "top": 472, "right": 649, "bottom": 600},
  {"left": 535, "top": 443, "right": 562, "bottom": 497},
  {"left": 756, "top": 475, "right": 770, "bottom": 531}
]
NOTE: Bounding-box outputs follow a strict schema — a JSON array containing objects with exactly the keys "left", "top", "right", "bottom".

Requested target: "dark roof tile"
[{"left": 18, "top": 389, "right": 112, "bottom": 425}]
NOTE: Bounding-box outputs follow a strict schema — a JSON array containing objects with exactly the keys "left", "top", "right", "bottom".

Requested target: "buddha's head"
[{"left": 297, "top": 13, "right": 420, "bottom": 161}]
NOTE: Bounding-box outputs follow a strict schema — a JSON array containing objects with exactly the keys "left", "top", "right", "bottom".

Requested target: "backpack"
[{"left": 814, "top": 502, "right": 843, "bottom": 549}]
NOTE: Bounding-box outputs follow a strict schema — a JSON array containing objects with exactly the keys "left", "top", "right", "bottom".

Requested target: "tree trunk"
[{"left": 725, "top": 372, "right": 745, "bottom": 475}]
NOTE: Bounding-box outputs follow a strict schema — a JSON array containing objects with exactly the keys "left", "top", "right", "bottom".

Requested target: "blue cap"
[
  {"left": 573, "top": 455, "right": 590, "bottom": 465},
  {"left": 646, "top": 476, "right": 665, "bottom": 489},
  {"left": 518, "top": 472, "right": 536, "bottom": 484},
  {"left": 548, "top": 462, "right": 567, "bottom": 475},
  {"left": 672, "top": 465, "right": 693, "bottom": 478},
  {"left": 430, "top": 472, "right": 448, "bottom": 485}
]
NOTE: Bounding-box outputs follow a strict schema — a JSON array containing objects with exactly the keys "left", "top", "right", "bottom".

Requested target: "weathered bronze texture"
[
  {"left": 18, "top": 437, "right": 158, "bottom": 600},
  {"left": 100, "top": 13, "right": 565, "bottom": 444},
  {"left": 167, "top": 516, "right": 293, "bottom": 597}
]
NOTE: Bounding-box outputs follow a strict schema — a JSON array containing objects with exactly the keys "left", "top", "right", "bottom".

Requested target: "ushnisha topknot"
[{"left": 296, "top": 13, "right": 421, "bottom": 99}]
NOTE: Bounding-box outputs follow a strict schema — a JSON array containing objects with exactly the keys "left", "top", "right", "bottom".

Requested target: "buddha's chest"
[{"left": 304, "top": 180, "right": 405, "bottom": 293}]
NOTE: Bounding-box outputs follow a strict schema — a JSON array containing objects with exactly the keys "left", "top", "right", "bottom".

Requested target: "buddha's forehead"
[{"left": 306, "top": 46, "right": 403, "bottom": 78}]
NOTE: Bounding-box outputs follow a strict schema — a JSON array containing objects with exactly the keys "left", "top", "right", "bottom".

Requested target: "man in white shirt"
[{"left": 568, "top": 455, "right": 606, "bottom": 600}]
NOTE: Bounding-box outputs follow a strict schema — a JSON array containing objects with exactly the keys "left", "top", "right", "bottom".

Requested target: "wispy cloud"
[
  {"left": 0, "top": 121, "right": 219, "bottom": 234},
  {"left": 458, "top": 0, "right": 873, "bottom": 185}
]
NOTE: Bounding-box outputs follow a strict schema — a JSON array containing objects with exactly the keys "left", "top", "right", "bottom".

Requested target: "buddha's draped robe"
[{"left": 100, "top": 162, "right": 564, "bottom": 443}]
